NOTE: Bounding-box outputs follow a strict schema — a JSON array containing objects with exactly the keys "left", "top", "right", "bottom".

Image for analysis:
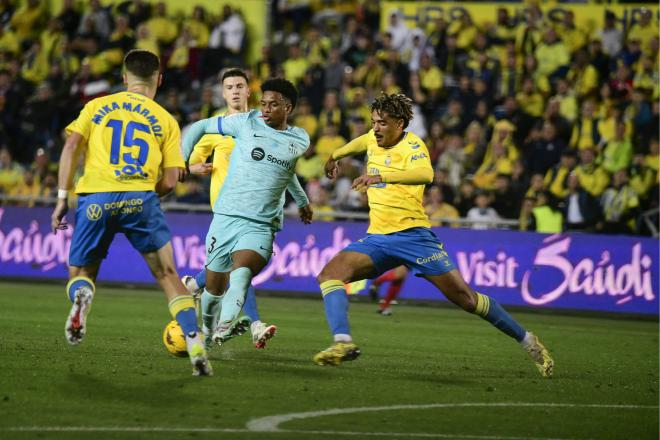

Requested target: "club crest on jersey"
[
  {"left": 251, "top": 147, "right": 265, "bottom": 161},
  {"left": 384, "top": 154, "right": 392, "bottom": 166}
]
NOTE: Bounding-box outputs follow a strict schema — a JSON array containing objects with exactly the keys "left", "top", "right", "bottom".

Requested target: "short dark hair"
[
  {"left": 371, "top": 92, "right": 413, "bottom": 129},
  {"left": 221, "top": 67, "right": 248, "bottom": 84},
  {"left": 261, "top": 77, "right": 298, "bottom": 109},
  {"left": 123, "top": 49, "right": 160, "bottom": 78}
]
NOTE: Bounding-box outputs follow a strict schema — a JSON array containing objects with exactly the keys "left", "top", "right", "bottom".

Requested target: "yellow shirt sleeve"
[
  {"left": 161, "top": 115, "right": 184, "bottom": 168},
  {"left": 331, "top": 133, "right": 369, "bottom": 160},
  {"left": 189, "top": 134, "right": 216, "bottom": 165},
  {"left": 65, "top": 102, "right": 94, "bottom": 141}
]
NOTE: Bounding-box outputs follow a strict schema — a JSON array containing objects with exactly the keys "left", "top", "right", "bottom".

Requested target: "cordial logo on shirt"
[{"left": 251, "top": 147, "right": 265, "bottom": 161}]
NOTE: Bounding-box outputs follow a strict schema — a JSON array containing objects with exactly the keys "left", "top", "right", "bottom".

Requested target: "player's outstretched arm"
[
  {"left": 51, "top": 132, "right": 83, "bottom": 233},
  {"left": 181, "top": 118, "right": 221, "bottom": 162},
  {"left": 324, "top": 133, "right": 369, "bottom": 179},
  {"left": 352, "top": 168, "right": 434, "bottom": 192},
  {"left": 287, "top": 174, "right": 312, "bottom": 224}
]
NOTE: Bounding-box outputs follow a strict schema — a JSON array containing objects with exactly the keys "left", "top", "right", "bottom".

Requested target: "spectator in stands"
[
  {"left": 78, "top": 0, "right": 111, "bottom": 41},
  {"left": 567, "top": 49, "right": 599, "bottom": 101},
  {"left": 545, "top": 149, "right": 577, "bottom": 201},
  {"left": 386, "top": 9, "right": 409, "bottom": 54},
  {"left": 315, "top": 124, "right": 346, "bottom": 163},
  {"left": 516, "top": 76, "right": 544, "bottom": 118},
  {"left": 0, "top": 147, "right": 22, "bottom": 194},
  {"left": 525, "top": 172, "right": 544, "bottom": 200},
  {"left": 296, "top": 146, "right": 324, "bottom": 187},
  {"left": 601, "top": 120, "right": 633, "bottom": 174},
  {"left": 431, "top": 168, "right": 456, "bottom": 205},
  {"left": 492, "top": 173, "right": 518, "bottom": 220},
  {"left": 532, "top": 191, "right": 563, "bottom": 234},
  {"left": 562, "top": 172, "right": 602, "bottom": 232},
  {"left": 467, "top": 190, "right": 500, "bottom": 230},
  {"left": 535, "top": 27, "right": 569, "bottom": 79},
  {"left": 455, "top": 179, "right": 476, "bottom": 217},
  {"left": 425, "top": 186, "right": 459, "bottom": 227},
  {"left": 437, "top": 134, "right": 465, "bottom": 188},
  {"left": 601, "top": 169, "right": 640, "bottom": 235},
  {"left": 518, "top": 196, "right": 536, "bottom": 232},
  {"left": 558, "top": 10, "right": 586, "bottom": 55},
  {"left": 8, "top": 168, "right": 40, "bottom": 207},
  {"left": 574, "top": 147, "right": 610, "bottom": 198},
  {"left": 627, "top": 8, "right": 656, "bottom": 53},
  {"left": 526, "top": 121, "right": 566, "bottom": 176},
  {"left": 570, "top": 100, "right": 601, "bottom": 150},
  {"left": 596, "top": 11, "right": 622, "bottom": 57}
]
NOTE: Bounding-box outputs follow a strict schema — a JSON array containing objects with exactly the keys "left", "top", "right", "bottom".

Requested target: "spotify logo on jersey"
[{"left": 251, "top": 147, "right": 265, "bottom": 161}]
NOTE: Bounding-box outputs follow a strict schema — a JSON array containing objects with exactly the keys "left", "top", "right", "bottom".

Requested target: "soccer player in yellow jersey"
[
  {"left": 50, "top": 50, "right": 212, "bottom": 376},
  {"left": 313, "top": 93, "right": 554, "bottom": 378},
  {"left": 181, "top": 68, "right": 279, "bottom": 349}
]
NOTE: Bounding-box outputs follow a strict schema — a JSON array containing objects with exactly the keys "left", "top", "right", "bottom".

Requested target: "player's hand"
[
  {"left": 299, "top": 204, "right": 313, "bottom": 224},
  {"left": 352, "top": 174, "right": 382, "bottom": 193},
  {"left": 324, "top": 157, "right": 339, "bottom": 179},
  {"left": 51, "top": 198, "right": 69, "bottom": 234},
  {"left": 189, "top": 163, "right": 213, "bottom": 176},
  {"left": 178, "top": 167, "right": 188, "bottom": 182}
]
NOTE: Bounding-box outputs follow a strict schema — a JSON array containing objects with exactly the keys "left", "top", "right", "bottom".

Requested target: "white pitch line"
[
  {"left": 4, "top": 402, "right": 658, "bottom": 438},
  {"left": 246, "top": 402, "right": 660, "bottom": 432}
]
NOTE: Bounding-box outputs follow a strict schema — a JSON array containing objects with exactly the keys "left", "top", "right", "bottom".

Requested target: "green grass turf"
[{"left": 0, "top": 281, "right": 657, "bottom": 440}]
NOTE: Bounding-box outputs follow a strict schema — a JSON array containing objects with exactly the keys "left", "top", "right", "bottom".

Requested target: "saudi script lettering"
[
  {"left": 253, "top": 228, "right": 352, "bottom": 285},
  {"left": 0, "top": 209, "right": 72, "bottom": 270},
  {"left": 520, "top": 236, "right": 655, "bottom": 306}
]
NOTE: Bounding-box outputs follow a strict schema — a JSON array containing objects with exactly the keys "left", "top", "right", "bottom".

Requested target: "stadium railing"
[{"left": 0, "top": 194, "right": 521, "bottom": 230}]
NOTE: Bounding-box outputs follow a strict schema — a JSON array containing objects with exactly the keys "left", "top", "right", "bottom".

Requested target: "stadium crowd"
[{"left": 0, "top": 0, "right": 657, "bottom": 235}]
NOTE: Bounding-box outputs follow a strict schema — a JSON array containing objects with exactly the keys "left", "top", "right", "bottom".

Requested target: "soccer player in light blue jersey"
[{"left": 181, "top": 78, "right": 312, "bottom": 346}]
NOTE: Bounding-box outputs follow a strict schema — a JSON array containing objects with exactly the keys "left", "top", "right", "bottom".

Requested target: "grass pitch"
[{"left": 0, "top": 281, "right": 657, "bottom": 439}]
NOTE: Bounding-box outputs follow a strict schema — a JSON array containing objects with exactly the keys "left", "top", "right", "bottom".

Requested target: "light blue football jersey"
[{"left": 182, "top": 110, "right": 310, "bottom": 230}]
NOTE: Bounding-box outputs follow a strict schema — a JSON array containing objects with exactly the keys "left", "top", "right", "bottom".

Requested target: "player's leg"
[
  {"left": 314, "top": 247, "right": 384, "bottom": 366},
  {"left": 64, "top": 193, "right": 114, "bottom": 345},
  {"left": 202, "top": 268, "right": 229, "bottom": 346},
  {"left": 424, "top": 271, "right": 553, "bottom": 377},
  {"left": 368, "top": 269, "right": 396, "bottom": 301},
  {"left": 213, "top": 248, "right": 268, "bottom": 344},
  {"left": 181, "top": 268, "right": 206, "bottom": 298},
  {"left": 243, "top": 285, "right": 277, "bottom": 349},
  {"left": 142, "top": 243, "right": 212, "bottom": 376},
  {"left": 378, "top": 266, "right": 408, "bottom": 315},
  {"left": 64, "top": 264, "right": 100, "bottom": 345},
  {"left": 127, "top": 192, "right": 211, "bottom": 375}
]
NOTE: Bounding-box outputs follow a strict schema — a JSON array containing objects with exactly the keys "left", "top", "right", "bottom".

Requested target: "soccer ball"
[{"left": 163, "top": 320, "right": 187, "bottom": 357}]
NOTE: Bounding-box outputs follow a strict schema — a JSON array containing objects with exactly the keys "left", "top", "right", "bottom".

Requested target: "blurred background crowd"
[{"left": 0, "top": 0, "right": 657, "bottom": 235}]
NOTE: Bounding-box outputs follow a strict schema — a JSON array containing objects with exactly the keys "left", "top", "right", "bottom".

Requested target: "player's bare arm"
[
  {"left": 156, "top": 167, "right": 182, "bottom": 196},
  {"left": 51, "top": 132, "right": 83, "bottom": 233}
]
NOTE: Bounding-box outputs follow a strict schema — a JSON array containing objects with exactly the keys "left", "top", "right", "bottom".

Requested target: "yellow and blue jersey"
[
  {"left": 66, "top": 91, "right": 184, "bottom": 194},
  {"left": 360, "top": 130, "right": 432, "bottom": 234},
  {"left": 188, "top": 111, "right": 234, "bottom": 208}
]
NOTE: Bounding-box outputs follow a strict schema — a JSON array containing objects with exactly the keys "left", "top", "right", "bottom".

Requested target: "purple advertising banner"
[{"left": 0, "top": 206, "right": 657, "bottom": 315}]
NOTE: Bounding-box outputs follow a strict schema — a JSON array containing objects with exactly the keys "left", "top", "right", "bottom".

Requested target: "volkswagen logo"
[{"left": 86, "top": 204, "right": 102, "bottom": 221}]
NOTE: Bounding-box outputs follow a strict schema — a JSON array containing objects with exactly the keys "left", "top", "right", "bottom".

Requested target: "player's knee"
[
  {"left": 151, "top": 263, "right": 177, "bottom": 281},
  {"left": 459, "top": 289, "right": 477, "bottom": 313},
  {"left": 447, "top": 286, "right": 476, "bottom": 312},
  {"left": 317, "top": 266, "right": 349, "bottom": 284}
]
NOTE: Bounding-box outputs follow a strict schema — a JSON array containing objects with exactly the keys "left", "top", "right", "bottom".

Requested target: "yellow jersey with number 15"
[
  {"left": 363, "top": 130, "right": 432, "bottom": 234},
  {"left": 65, "top": 91, "right": 183, "bottom": 194}
]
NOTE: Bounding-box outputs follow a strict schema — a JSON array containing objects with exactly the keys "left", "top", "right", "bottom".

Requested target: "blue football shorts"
[
  {"left": 69, "top": 191, "right": 171, "bottom": 266},
  {"left": 205, "top": 214, "right": 276, "bottom": 273},
  {"left": 342, "top": 227, "right": 456, "bottom": 277}
]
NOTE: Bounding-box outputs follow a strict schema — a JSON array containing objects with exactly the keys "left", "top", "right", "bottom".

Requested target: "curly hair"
[
  {"left": 261, "top": 77, "right": 298, "bottom": 109},
  {"left": 370, "top": 92, "right": 413, "bottom": 129}
]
